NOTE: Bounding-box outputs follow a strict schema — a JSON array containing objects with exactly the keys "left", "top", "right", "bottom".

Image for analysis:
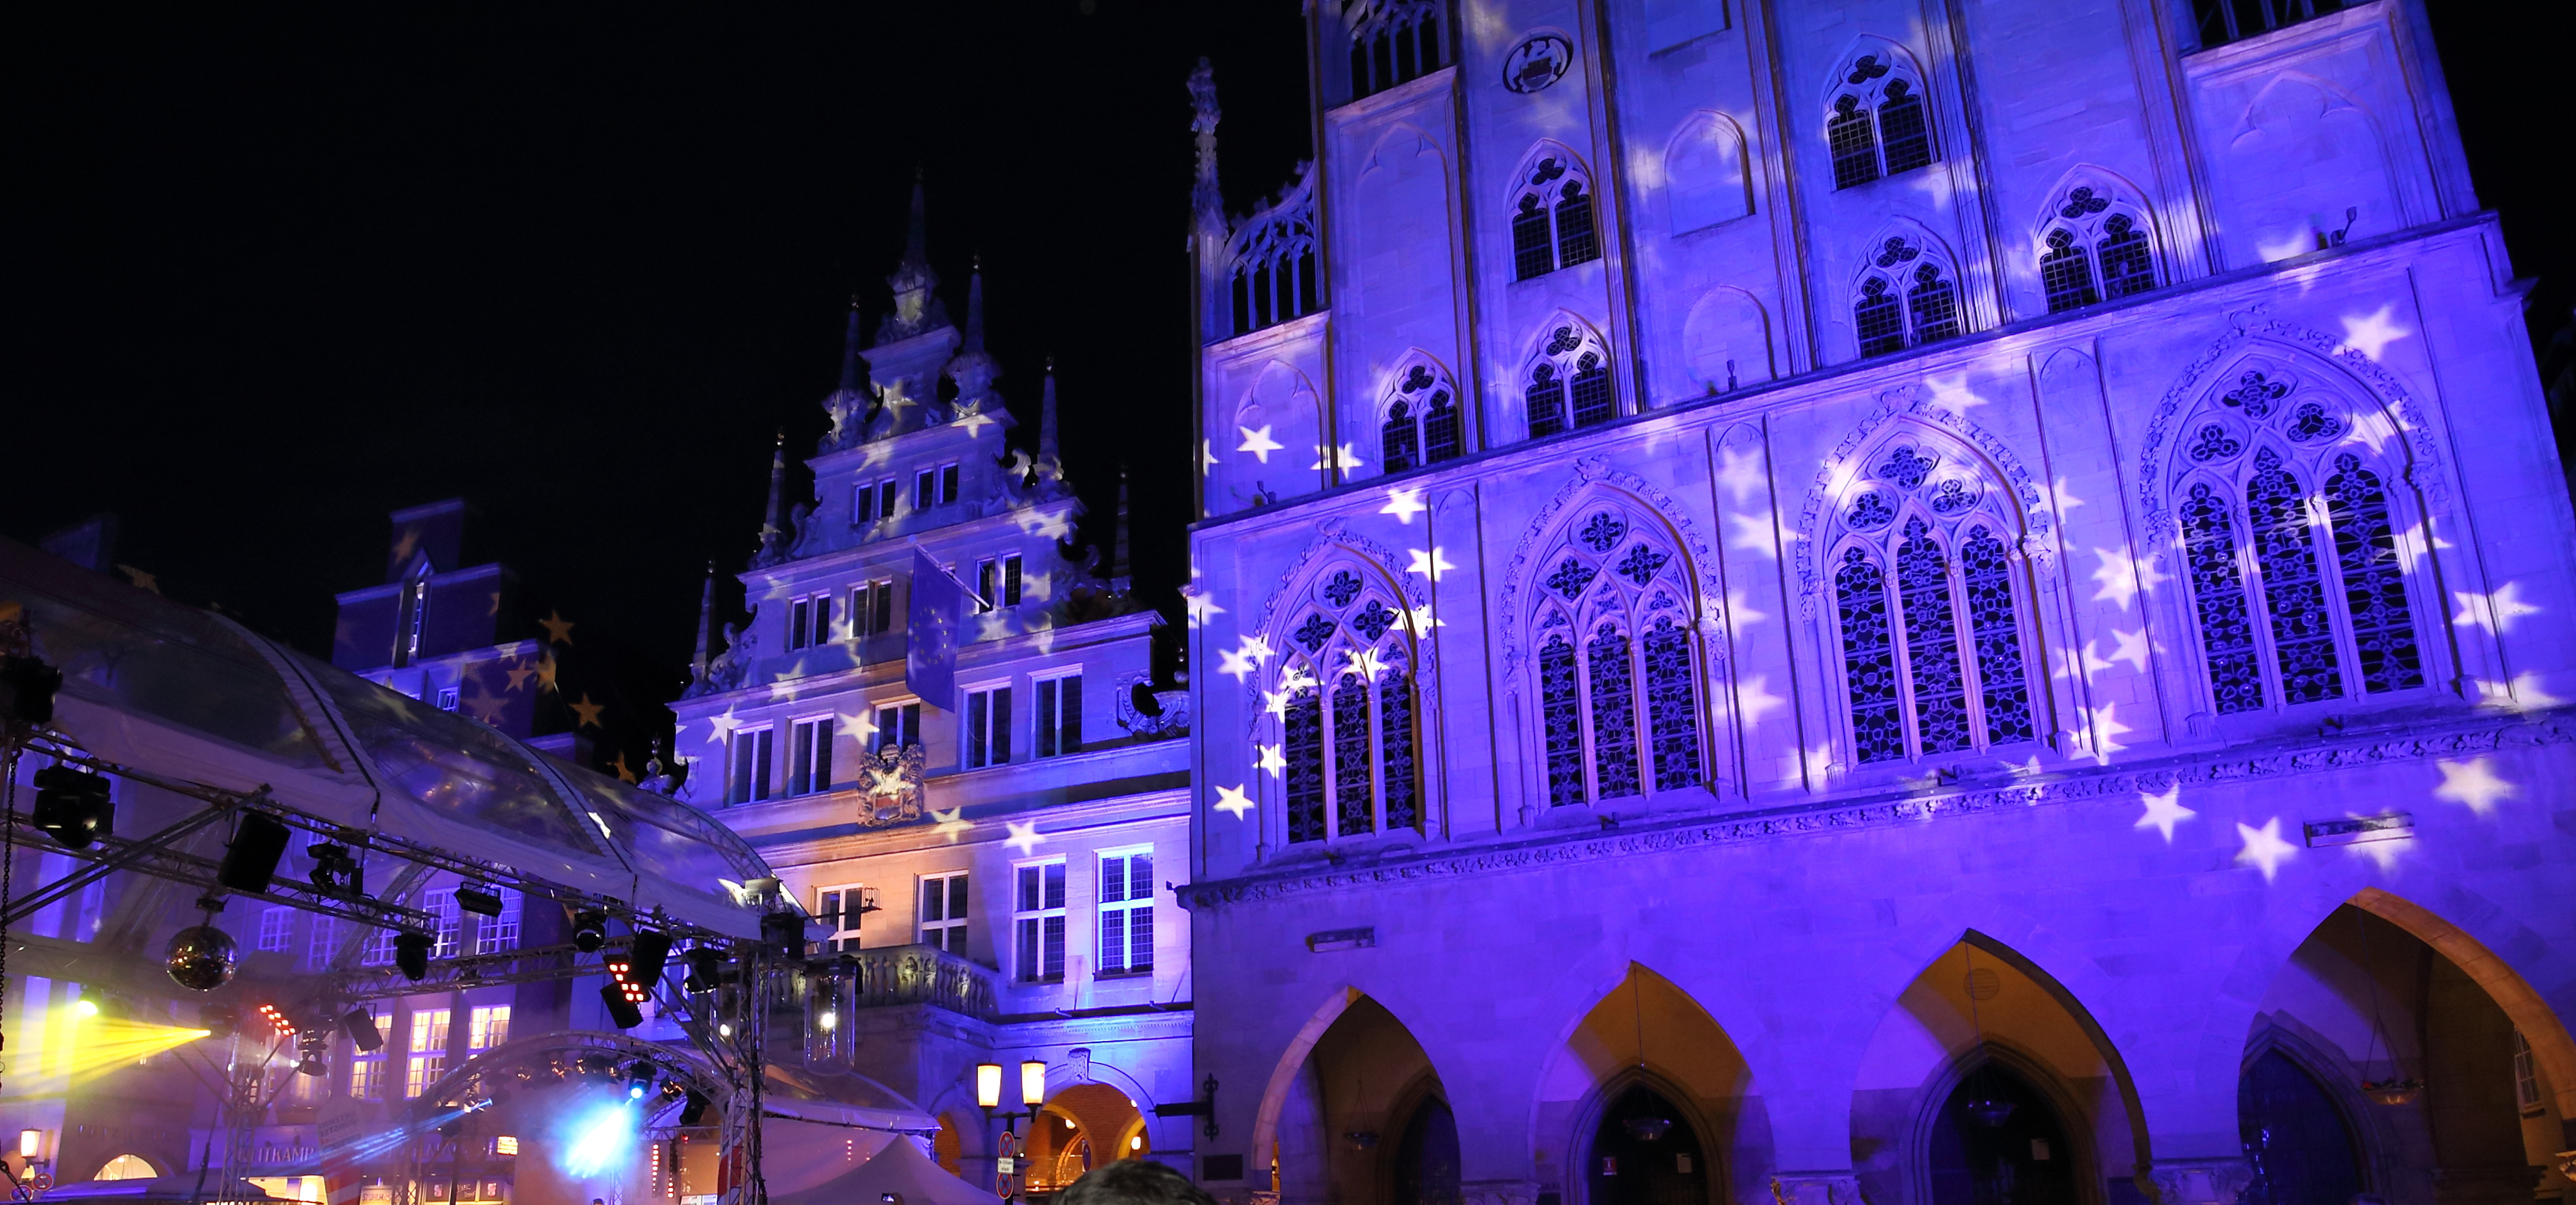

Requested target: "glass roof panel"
[
  {"left": 558, "top": 764, "right": 770, "bottom": 904},
  {"left": 307, "top": 658, "right": 607, "bottom": 859}
]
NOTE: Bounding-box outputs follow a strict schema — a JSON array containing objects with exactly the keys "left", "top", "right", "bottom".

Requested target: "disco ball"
[{"left": 166, "top": 924, "right": 239, "bottom": 991}]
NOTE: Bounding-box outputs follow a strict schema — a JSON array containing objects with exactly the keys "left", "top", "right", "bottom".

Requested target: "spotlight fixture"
[
  {"left": 32, "top": 765, "right": 114, "bottom": 850},
  {"left": 627, "top": 931, "right": 674, "bottom": 985},
  {"left": 255, "top": 1003, "right": 298, "bottom": 1038},
  {"left": 307, "top": 844, "right": 363, "bottom": 898},
  {"left": 683, "top": 949, "right": 723, "bottom": 994},
  {"left": 216, "top": 812, "right": 292, "bottom": 894},
  {"left": 296, "top": 1032, "right": 328, "bottom": 1077},
  {"left": 761, "top": 911, "right": 807, "bottom": 959},
  {"left": 575, "top": 1054, "right": 613, "bottom": 1078},
  {"left": 165, "top": 923, "right": 239, "bottom": 991},
  {"left": 201, "top": 1004, "right": 240, "bottom": 1039},
  {"left": 571, "top": 909, "right": 608, "bottom": 952},
  {"left": 395, "top": 932, "right": 433, "bottom": 982},
  {"left": 0, "top": 653, "right": 64, "bottom": 727},
  {"left": 455, "top": 883, "right": 504, "bottom": 917},
  {"left": 679, "top": 1091, "right": 711, "bottom": 1126},
  {"left": 343, "top": 1008, "right": 384, "bottom": 1052},
  {"left": 598, "top": 982, "right": 644, "bottom": 1030},
  {"left": 659, "top": 1080, "right": 687, "bottom": 1102}
]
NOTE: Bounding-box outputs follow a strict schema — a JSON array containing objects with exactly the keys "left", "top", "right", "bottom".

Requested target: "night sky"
[{"left": 9, "top": 2, "right": 2568, "bottom": 721}]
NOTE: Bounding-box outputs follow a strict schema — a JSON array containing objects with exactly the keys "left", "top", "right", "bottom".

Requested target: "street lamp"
[{"left": 975, "top": 1061, "right": 1047, "bottom": 1200}]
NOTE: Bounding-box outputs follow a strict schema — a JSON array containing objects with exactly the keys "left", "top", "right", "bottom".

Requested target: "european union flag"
[{"left": 906, "top": 549, "right": 962, "bottom": 708}]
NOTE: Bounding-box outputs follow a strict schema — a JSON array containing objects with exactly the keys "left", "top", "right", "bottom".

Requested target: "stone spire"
[
  {"left": 689, "top": 561, "right": 715, "bottom": 684},
  {"left": 1188, "top": 58, "right": 1225, "bottom": 236},
  {"left": 963, "top": 257, "right": 987, "bottom": 353},
  {"left": 835, "top": 294, "right": 866, "bottom": 393},
  {"left": 947, "top": 256, "right": 1002, "bottom": 413},
  {"left": 753, "top": 430, "right": 790, "bottom": 567},
  {"left": 878, "top": 170, "right": 948, "bottom": 344}
]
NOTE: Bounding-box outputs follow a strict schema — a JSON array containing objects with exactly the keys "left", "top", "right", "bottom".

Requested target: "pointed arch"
[
  {"left": 1507, "top": 140, "right": 1602, "bottom": 281},
  {"left": 2030, "top": 165, "right": 2163, "bottom": 312},
  {"left": 1537, "top": 963, "right": 1769, "bottom": 1205},
  {"left": 1374, "top": 350, "right": 1468, "bottom": 474},
  {"left": 1850, "top": 221, "right": 1965, "bottom": 357},
  {"left": 1251, "top": 988, "right": 1454, "bottom": 1205},
  {"left": 1823, "top": 36, "right": 1938, "bottom": 190},
  {"left": 1681, "top": 286, "right": 1773, "bottom": 393},
  {"left": 1518, "top": 313, "right": 1617, "bottom": 441},
  {"left": 1666, "top": 111, "right": 1753, "bottom": 236},
  {"left": 1228, "top": 360, "right": 1326, "bottom": 506},
  {"left": 2346, "top": 889, "right": 2576, "bottom": 1120}
]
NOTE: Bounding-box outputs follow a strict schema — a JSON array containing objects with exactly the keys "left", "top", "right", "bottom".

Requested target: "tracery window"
[
  {"left": 1826, "top": 51, "right": 1938, "bottom": 190},
  {"left": 1853, "top": 234, "right": 1962, "bottom": 357},
  {"left": 1524, "top": 321, "right": 1615, "bottom": 440},
  {"left": 1343, "top": 0, "right": 1449, "bottom": 102},
  {"left": 2171, "top": 367, "right": 2426, "bottom": 715},
  {"left": 1510, "top": 153, "right": 1601, "bottom": 281},
  {"left": 1380, "top": 360, "right": 1467, "bottom": 474},
  {"left": 1275, "top": 566, "right": 1423, "bottom": 843},
  {"left": 1224, "top": 169, "right": 1321, "bottom": 338},
  {"left": 1828, "top": 440, "right": 2038, "bottom": 763},
  {"left": 2039, "top": 184, "right": 2159, "bottom": 313},
  {"left": 1529, "top": 503, "right": 1705, "bottom": 806},
  {"left": 2195, "top": 0, "right": 2343, "bottom": 50}
]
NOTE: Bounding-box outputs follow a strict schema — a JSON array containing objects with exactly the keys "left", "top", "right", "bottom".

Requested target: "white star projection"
[
  {"left": 1716, "top": 444, "right": 1767, "bottom": 506},
  {"left": 1278, "top": 664, "right": 1318, "bottom": 694},
  {"left": 1725, "top": 589, "right": 1768, "bottom": 630},
  {"left": 1004, "top": 820, "right": 1045, "bottom": 856},
  {"left": 1406, "top": 602, "right": 1445, "bottom": 630},
  {"left": 837, "top": 709, "right": 879, "bottom": 744},
  {"left": 2453, "top": 583, "right": 2540, "bottom": 635},
  {"left": 1922, "top": 373, "right": 1990, "bottom": 420},
  {"left": 703, "top": 707, "right": 744, "bottom": 746},
  {"left": 2335, "top": 305, "right": 2410, "bottom": 361},
  {"left": 1344, "top": 647, "right": 1392, "bottom": 681},
  {"left": 1184, "top": 589, "right": 1226, "bottom": 628},
  {"left": 2134, "top": 784, "right": 2196, "bottom": 842},
  {"left": 1255, "top": 744, "right": 1286, "bottom": 776},
  {"left": 2235, "top": 817, "right": 2300, "bottom": 882},
  {"left": 975, "top": 610, "right": 1015, "bottom": 642},
  {"left": 1236, "top": 424, "right": 1285, "bottom": 463},
  {"left": 2475, "top": 672, "right": 2565, "bottom": 712},
  {"left": 1312, "top": 442, "right": 1366, "bottom": 472},
  {"left": 929, "top": 805, "right": 970, "bottom": 844},
  {"left": 2089, "top": 548, "right": 2170, "bottom": 611},
  {"left": 1015, "top": 509, "right": 1073, "bottom": 541},
  {"left": 954, "top": 408, "right": 996, "bottom": 436},
  {"left": 1261, "top": 688, "right": 1297, "bottom": 718},
  {"left": 867, "top": 764, "right": 911, "bottom": 797},
  {"left": 1725, "top": 511, "right": 1783, "bottom": 559},
  {"left": 2004, "top": 754, "right": 2046, "bottom": 778},
  {"left": 2044, "top": 476, "right": 2084, "bottom": 515},
  {"left": 1731, "top": 675, "right": 1786, "bottom": 727},
  {"left": 1200, "top": 439, "right": 1218, "bottom": 475},
  {"left": 2391, "top": 519, "right": 2453, "bottom": 576},
  {"left": 1800, "top": 744, "right": 1836, "bottom": 782},
  {"left": 2432, "top": 756, "right": 2515, "bottom": 816},
  {"left": 2083, "top": 629, "right": 2153, "bottom": 677},
  {"left": 1407, "top": 546, "right": 1456, "bottom": 581},
  {"left": 1212, "top": 783, "right": 1256, "bottom": 819},
  {"left": 1380, "top": 487, "right": 1428, "bottom": 525},
  {"left": 2086, "top": 701, "right": 2135, "bottom": 764},
  {"left": 2345, "top": 826, "right": 2408, "bottom": 873},
  {"left": 1216, "top": 635, "right": 1273, "bottom": 682}
]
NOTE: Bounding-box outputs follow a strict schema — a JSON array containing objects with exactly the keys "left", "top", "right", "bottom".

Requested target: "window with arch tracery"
[
  {"left": 1225, "top": 175, "right": 1321, "bottom": 338},
  {"left": 1530, "top": 505, "right": 1705, "bottom": 806},
  {"left": 1525, "top": 322, "right": 1615, "bottom": 440},
  {"left": 2172, "top": 368, "right": 2426, "bottom": 714},
  {"left": 1276, "top": 567, "right": 1422, "bottom": 843},
  {"left": 1380, "top": 361, "right": 1466, "bottom": 473},
  {"left": 2039, "top": 185, "right": 2158, "bottom": 313},
  {"left": 1829, "top": 442, "right": 2038, "bottom": 764},
  {"left": 1343, "top": 0, "right": 1449, "bottom": 102},
  {"left": 1854, "top": 235, "right": 1961, "bottom": 357},
  {"left": 1827, "top": 52, "right": 1937, "bottom": 190},
  {"left": 1511, "top": 153, "right": 1601, "bottom": 281}
]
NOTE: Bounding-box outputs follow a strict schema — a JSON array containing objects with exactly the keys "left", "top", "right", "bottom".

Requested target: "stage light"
[
  {"left": 598, "top": 983, "right": 643, "bottom": 1029},
  {"left": 817, "top": 1010, "right": 837, "bottom": 1032},
  {"left": 1021, "top": 1060, "right": 1046, "bottom": 1108},
  {"left": 73, "top": 999, "right": 100, "bottom": 1019},
  {"left": 216, "top": 813, "right": 292, "bottom": 893},
  {"left": 307, "top": 844, "right": 362, "bottom": 897},
  {"left": 572, "top": 910, "right": 608, "bottom": 952},
  {"left": 296, "top": 1034, "right": 328, "bottom": 1077},
  {"left": 659, "top": 1080, "right": 686, "bottom": 1102},
  {"left": 627, "top": 1081, "right": 647, "bottom": 1101},
  {"left": 395, "top": 931, "right": 434, "bottom": 980},
  {"left": 575, "top": 1054, "right": 612, "bottom": 1078},
  {"left": 761, "top": 911, "right": 806, "bottom": 958},
  {"left": 559, "top": 1099, "right": 639, "bottom": 1179},
  {"left": 683, "top": 949, "right": 723, "bottom": 994},
  {"left": 201, "top": 1003, "right": 238, "bottom": 1038},
  {"left": 343, "top": 1008, "right": 383, "bottom": 1052},
  {"left": 455, "top": 884, "right": 503, "bottom": 917},
  {"left": 33, "top": 765, "right": 114, "bottom": 850},
  {"left": 255, "top": 1003, "right": 297, "bottom": 1038},
  {"left": 679, "top": 1092, "right": 711, "bottom": 1126},
  {"left": 166, "top": 924, "right": 239, "bottom": 991},
  {"left": 0, "top": 654, "right": 63, "bottom": 725},
  {"left": 976, "top": 1063, "right": 1002, "bottom": 1109}
]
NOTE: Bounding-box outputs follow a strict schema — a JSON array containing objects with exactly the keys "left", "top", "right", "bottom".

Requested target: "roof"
[{"left": 0, "top": 535, "right": 774, "bottom": 940}]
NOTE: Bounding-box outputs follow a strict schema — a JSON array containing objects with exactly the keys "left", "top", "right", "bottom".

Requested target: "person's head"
[{"left": 1056, "top": 1160, "right": 1216, "bottom": 1205}]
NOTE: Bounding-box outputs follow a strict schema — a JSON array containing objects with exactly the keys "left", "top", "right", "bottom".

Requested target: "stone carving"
[
  {"left": 690, "top": 621, "right": 755, "bottom": 697},
  {"left": 854, "top": 743, "right": 927, "bottom": 827},
  {"left": 1115, "top": 673, "right": 1193, "bottom": 738}
]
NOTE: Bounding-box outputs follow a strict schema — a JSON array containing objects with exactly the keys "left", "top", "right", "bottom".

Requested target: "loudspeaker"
[{"left": 217, "top": 813, "right": 292, "bottom": 893}]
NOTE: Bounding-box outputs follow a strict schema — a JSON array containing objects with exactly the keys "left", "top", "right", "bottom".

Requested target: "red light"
[
  {"left": 606, "top": 959, "right": 650, "bottom": 1003},
  {"left": 255, "top": 1004, "right": 296, "bottom": 1037}
]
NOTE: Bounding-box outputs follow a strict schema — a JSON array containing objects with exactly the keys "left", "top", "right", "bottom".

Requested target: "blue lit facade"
[{"left": 1181, "top": 6, "right": 2576, "bottom": 1205}]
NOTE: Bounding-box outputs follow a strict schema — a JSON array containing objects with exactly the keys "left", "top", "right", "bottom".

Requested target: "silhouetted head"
[{"left": 1057, "top": 1160, "right": 1216, "bottom": 1205}]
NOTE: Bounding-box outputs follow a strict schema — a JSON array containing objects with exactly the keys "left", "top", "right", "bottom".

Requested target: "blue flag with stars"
[{"left": 907, "top": 549, "right": 962, "bottom": 708}]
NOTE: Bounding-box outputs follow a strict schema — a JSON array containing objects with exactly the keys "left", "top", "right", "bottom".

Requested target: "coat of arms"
[{"left": 857, "top": 743, "right": 927, "bottom": 826}]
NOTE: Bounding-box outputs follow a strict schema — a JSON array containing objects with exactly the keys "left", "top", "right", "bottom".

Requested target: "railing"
[{"left": 846, "top": 943, "right": 999, "bottom": 1020}]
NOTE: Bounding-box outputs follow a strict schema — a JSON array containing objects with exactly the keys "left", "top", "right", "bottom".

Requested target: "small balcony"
[{"left": 841, "top": 943, "right": 999, "bottom": 1021}]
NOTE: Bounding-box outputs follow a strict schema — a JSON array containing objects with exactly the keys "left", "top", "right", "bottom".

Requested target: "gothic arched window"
[
  {"left": 2038, "top": 183, "right": 2159, "bottom": 314},
  {"left": 1527, "top": 502, "right": 1706, "bottom": 806},
  {"left": 1854, "top": 234, "right": 1963, "bottom": 357},
  {"left": 1273, "top": 565, "right": 1426, "bottom": 844},
  {"left": 1524, "top": 321, "right": 1616, "bottom": 439},
  {"left": 1826, "top": 50, "right": 1938, "bottom": 191},
  {"left": 1225, "top": 169, "right": 1322, "bottom": 338},
  {"left": 2170, "top": 366, "right": 2429, "bottom": 716},
  {"left": 1380, "top": 359, "right": 1466, "bottom": 474},
  {"left": 1510, "top": 152, "right": 1600, "bottom": 281},
  {"left": 1827, "top": 439, "right": 2038, "bottom": 764},
  {"left": 1346, "top": 0, "right": 1449, "bottom": 102}
]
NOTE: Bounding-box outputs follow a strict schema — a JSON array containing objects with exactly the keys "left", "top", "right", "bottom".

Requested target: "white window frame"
[
  {"left": 816, "top": 884, "right": 873, "bottom": 954},
  {"left": 307, "top": 915, "right": 340, "bottom": 971},
  {"left": 475, "top": 889, "right": 521, "bottom": 954},
  {"left": 976, "top": 554, "right": 1024, "bottom": 610},
  {"left": 873, "top": 701, "right": 922, "bottom": 753},
  {"left": 789, "top": 715, "right": 835, "bottom": 796},
  {"left": 856, "top": 578, "right": 896, "bottom": 636},
  {"left": 1012, "top": 859, "right": 1068, "bottom": 983},
  {"left": 406, "top": 1009, "right": 450, "bottom": 1098},
  {"left": 787, "top": 593, "right": 834, "bottom": 651},
  {"left": 1032, "top": 671, "right": 1083, "bottom": 759},
  {"left": 962, "top": 682, "right": 1012, "bottom": 770},
  {"left": 257, "top": 905, "right": 295, "bottom": 954},
  {"left": 435, "top": 687, "right": 460, "bottom": 712},
  {"left": 468, "top": 1005, "right": 510, "bottom": 1052},
  {"left": 2512, "top": 1028, "right": 2541, "bottom": 1113},
  {"left": 729, "top": 726, "right": 776, "bottom": 805},
  {"left": 919, "top": 871, "right": 969, "bottom": 953},
  {"left": 1095, "top": 847, "right": 1154, "bottom": 978},
  {"left": 424, "top": 888, "right": 462, "bottom": 960},
  {"left": 914, "top": 468, "right": 938, "bottom": 511},
  {"left": 345, "top": 1014, "right": 392, "bottom": 1099}
]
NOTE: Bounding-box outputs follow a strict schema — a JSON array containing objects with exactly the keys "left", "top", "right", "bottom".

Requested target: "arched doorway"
[
  {"left": 1252, "top": 993, "right": 1449, "bottom": 1205},
  {"left": 1587, "top": 1084, "right": 1711, "bottom": 1205},
  {"left": 1391, "top": 1095, "right": 1460, "bottom": 1205},
  {"left": 1027, "top": 1082, "right": 1146, "bottom": 1193},
  {"left": 1927, "top": 1061, "right": 2078, "bottom": 1205},
  {"left": 2239, "top": 1050, "right": 2363, "bottom": 1205}
]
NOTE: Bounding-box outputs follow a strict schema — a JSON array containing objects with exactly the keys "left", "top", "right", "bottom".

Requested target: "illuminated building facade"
[
  {"left": 667, "top": 185, "right": 1197, "bottom": 1190},
  {"left": 1180, "top": 5, "right": 2576, "bottom": 1205}
]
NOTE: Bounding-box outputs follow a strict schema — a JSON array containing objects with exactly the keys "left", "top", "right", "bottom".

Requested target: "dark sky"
[{"left": 9, "top": 2, "right": 2567, "bottom": 695}]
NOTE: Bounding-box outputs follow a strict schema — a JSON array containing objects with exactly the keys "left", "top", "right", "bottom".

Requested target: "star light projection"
[
  {"left": 2234, "top": 817, "right": 2300, "bottom": 882},
  {"left": 1380, "top": 487, "right": 1428, "bottom": 525},
  {"left": 1185, "top": 590, "right": 1226, "bottom": 627},
  {"left": 2335, "top": 305, "right": 2410, "bottom": 361},
  {"left": 2432, "top": 756, "right": 2515, "bottom": 816},
  {"left": 2135, "top": 783, "right": 2196, "bottom": 841},
  {"left": 2453, "top": 582, "right": 2541, "bottom": 635},
  {"left": 1212, "top": 783, "right": 1256, "bottom": 819},
  {"left": 1406, "top": 546, "right": 1456, "bottom": 581},
  {"left": 929, "top": 805, "right": 971, "bottom": 844},
  {"left": 1237, "top": 425, "right": 1285, "bottom": 463},
  {"left": 1255, "top": 744, "right": 1286, "bottom": 776},
  {"left": 1004, "top": 819, "right": 1045, "bottom": 856},
  {"left": 2088, "top": 548, "right": 2170, "bottom": 611}
]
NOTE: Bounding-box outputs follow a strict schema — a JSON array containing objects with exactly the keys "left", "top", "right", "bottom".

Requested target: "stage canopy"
[
  {"left": 764, "top": 1132, "right": 1003, "bottom": 1205},
  {"left": 0, "top": 536, "right": 774, "bottom": 939}
]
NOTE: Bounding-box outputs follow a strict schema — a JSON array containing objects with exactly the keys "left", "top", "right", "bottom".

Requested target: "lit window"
[
  {"left": 919, "top": 872, "right": 969, "bottom": 952},
  {"left": 468, "top": 1006, "right": 510, "bottom": 1052},
  {"left": 1097, "top": 851, "right": 1154, "bottom": 977},
  {"left": 307, "top": 916, "right": 340, "bottom": 971},
  {"left": 789, "top": 716, "right": 835, "bottom": 795},
  {"left": 475, "top": 889, "right": 521, "bottom": 954},
  {"left": 1033, "top": 675, "right": 1082, "bottom": 758},
  {"left": 424, "top": 889, "right": 462, "bottom": 960},
  {"left": 1013, "top": 862, "right": 1067, "bottom": 983},
  {"left": 964, "top": 687, "right": 1012, "bottom": 769},
  {"left": 728, "top": 727, "right": 775, "bottom": 805},
  {"left": 1824, "top": 51, "right": 1938, "bottom": 191},
  {"left": 406, "top": 1010, "right": 451, "bottom": 1098}
]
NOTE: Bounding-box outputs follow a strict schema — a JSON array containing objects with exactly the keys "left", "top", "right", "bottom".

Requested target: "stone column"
[
  {"left": 1770, "top": 1172, "right": 1864, "bottom": 1205},
  {"left": 2144, "top": 1158, "right": 2253, "bottom": 1205}
]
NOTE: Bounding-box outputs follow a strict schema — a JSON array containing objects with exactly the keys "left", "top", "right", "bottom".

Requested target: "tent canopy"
[
  {"left": 766, "top": 1134, "right": 1003, "bottom": 1205},
  {"left": 0, "top": 536, "right": 775, "bottom": 939}
]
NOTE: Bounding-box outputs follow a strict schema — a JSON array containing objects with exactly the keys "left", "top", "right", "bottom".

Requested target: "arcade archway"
[
  {"left": 1542, "top": 964, "right": 1759, "bottom": 1205},
  {"left": 1256, "top": 992, "right": 1449, "bottom": 1205}
]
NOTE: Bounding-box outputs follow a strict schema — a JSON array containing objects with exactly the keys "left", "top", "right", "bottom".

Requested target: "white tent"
[{"left": 765, "top": 1133, "right": 1003, "bottom": 1205}]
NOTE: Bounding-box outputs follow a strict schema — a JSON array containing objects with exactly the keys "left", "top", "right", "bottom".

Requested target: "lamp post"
[{"left": 976, "top": 1060, "right": 1047, "bottom": 1200}]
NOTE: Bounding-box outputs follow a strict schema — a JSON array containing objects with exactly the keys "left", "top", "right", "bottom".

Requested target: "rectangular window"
[
  {"left": 977, "top": 555, "right": 1024, "bottom": 609},
  {"left": 435, "top": 687, "right": 459, "bottom": 712},
  {"left": 919, "top": 872, "right": 969, "bottom": 952},
  {"left": 964, "top": 687, "right": 1012, "bottom": 769},
  {"left": 258, "top": 906, "right": 294, "bottom": 954},
  {"left": 476, "top": 889, "right": 521, "bottom": 954},
  {"left": 424, "top": 889, "right": 462, "bottom": 960},
  {"left": 348, "top": 1054, "right": 385, "bottom": 1100},
  {"left": 1013, "top": 861, "right": 1067, "bottom": 983},
  {"left": 728, "top": 727, "right": 775, "bottom": 804},
  {"left": 308, "top": 916, "right": 340, "bottom": 971},
  {"left": 877, "top": 479, "right": 899, "bottom": 521},
  {"left": 858, "top": 579, "right": 895, "bottom": 635},
  {"left": 789, "top": 716, "right": 835, "bottom": 795},
  {"left": 939, "top": 463, "right": 960, "bottom": 505},
  {"left": 817, "top": 885, "right": 869, "bottom": 953},
  {"left": 468, "top": 1006, "right": 510, "bottom": 1052},
  {"left": 853, "top": 481, "right": 878, "bottom": 525},
  {"left": 873, "top": 702, "right": 922, "bottom": 753},
  {"left": 914, "top": 469, "right": 937, "bottom": 511},
  {"left": 1097, "top": 850, "right": 1154, "bottom": 977},
  {"left": 1034, "top": 674, "right": 1083, "bottom": 758},
  {"left": 787, "top": 594, "right": 833, "bottom": 650},
  {"left": 406, "top": 1009, "right": 450, "bottom": 1098}
]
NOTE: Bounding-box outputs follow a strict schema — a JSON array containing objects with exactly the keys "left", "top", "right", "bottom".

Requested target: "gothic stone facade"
[{"left": 1180, "top": 5, "right": 2576, "bottom": 1205}]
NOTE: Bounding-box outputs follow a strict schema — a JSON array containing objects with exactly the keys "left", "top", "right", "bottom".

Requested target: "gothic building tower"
[
  {"left": 1181, "top": 6, "right": 2576, "bottom": 1205},
  {"left": 669, "top": 183, "right": 1196, "bottom": 1186}
]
